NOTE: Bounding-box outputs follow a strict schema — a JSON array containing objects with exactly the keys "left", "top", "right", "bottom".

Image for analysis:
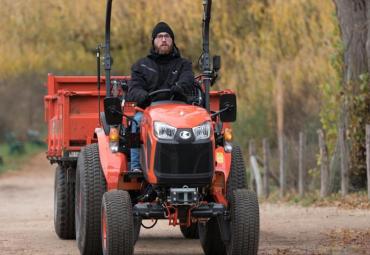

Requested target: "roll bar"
[{"left": 201, "top": 0, "right": 212, "bottom": 112}]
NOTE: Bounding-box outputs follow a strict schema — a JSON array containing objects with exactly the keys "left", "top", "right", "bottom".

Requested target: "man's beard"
[{"left": 155, "top": 43, "right": 173, "bottom": 55}]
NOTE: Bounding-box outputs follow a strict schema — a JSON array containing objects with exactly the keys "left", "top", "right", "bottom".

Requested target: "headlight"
[
  {"left": 154, "top": 122, "right": 177, "bottom": 140},
  {"left": 192, "top": 122, "right": 211, "bottom": 141}
]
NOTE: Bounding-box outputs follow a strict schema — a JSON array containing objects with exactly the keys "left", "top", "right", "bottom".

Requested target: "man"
[{"left": 127, "top": 21, "right": 195, "bottom": 172}]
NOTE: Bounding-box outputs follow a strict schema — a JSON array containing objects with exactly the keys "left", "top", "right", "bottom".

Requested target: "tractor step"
[
  {"left": 133, "top": 202, "right": 226, "bottom": 220},
  {"left": 123, "top": 171, "right": 144, "bottom": 182},
  {"left": 191, "top": 203, "right": 226, "bottom": 218},
  {"left": 133, "top": 203, "right": 166, "bottom": 219}
]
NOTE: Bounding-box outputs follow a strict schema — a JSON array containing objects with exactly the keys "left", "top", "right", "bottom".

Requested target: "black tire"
[
  {"left": 198, "top": 217, "right": 226, "bottom": 255},
  {"left": 76, "top": 144, "right": 107, "bottom": 255},
  {"left": 54, "top": 165, "right": 76, "bottom": 239},
  {"left": 133, "top": 216, "right": 141, "bottom": 244},
  {"left": 226, "top": 145, "right": 247, "bottom": 200},
  {"left": 180, "top": 222, "right": 199, "bottom": 239},
  {"left": 101, "top": 190, "right": 134, "bottom": 255},
  {"left": 226, "top": 189, "right": 259, "bottom": 255}
]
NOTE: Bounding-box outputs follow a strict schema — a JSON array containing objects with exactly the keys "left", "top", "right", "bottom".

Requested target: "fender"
[
  {"left": 95, "top": 127, "right": 127, "bottom": 190},
  {"left": 211, "top": 146, "right": 232, "bottom": 206}
]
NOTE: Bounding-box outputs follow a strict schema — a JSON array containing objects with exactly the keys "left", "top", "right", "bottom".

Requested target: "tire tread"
[{"left": 54, "top": 165, "right": 76, "bottom": 239}]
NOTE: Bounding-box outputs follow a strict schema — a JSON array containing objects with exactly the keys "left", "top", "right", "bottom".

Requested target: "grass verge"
[
  {"left": 0, "top": 142, "right": 46, "bottom": 174},
  {"left": 260, "top": 189, "right": 370, "bottom": 209}
]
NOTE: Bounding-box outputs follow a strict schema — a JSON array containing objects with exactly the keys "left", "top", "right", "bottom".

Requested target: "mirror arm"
[
  {"left": 210, "top": 105, "right": 233, "bottom": 118},
  {"left": 109, "top": 108, "right": 138, "bottom": 126}
]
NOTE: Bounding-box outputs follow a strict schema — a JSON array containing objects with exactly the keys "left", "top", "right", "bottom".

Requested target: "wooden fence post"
[
  {"left": 298, "top": 132, "right": 306, "bottom": 197},
  {"left": 279, "top": 135, "right": 286, "bottom": 198},
  {"left": 263, "top": 138, "right": 270, "bottom": 198},
  {"left": 249, "top": 140, "right": 263, "bottom": 197},
  {"left": 366, "top": 125, "right": 370, "bottom": 201},
  {"left": 318, "top": 130, "right": 329, "bottom": 197},
  {"left": 339, "top": 128, "right": 349, "bottom": 196}
]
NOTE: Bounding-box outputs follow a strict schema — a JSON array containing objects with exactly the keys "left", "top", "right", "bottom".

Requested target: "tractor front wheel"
[
  {"left": 198, "top": 217, "right": 226, "bottom": 255},
  {"left": 101, "top": 190, "right": 134, "bottom": 255},
  {"left": 180, "top": 222, "right": 199, "bottom": 239},
  {"left": 226, "top": 189, "right": 260, "bottom": 255}
]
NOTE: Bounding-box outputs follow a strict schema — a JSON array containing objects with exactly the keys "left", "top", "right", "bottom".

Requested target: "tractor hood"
[{"left": 146, "top": 102, "right": 211, "bottom": 128}]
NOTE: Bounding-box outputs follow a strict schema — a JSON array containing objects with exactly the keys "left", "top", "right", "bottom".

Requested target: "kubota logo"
[{"left": 179, "top": 131, "right": 191, "bottom": 140}]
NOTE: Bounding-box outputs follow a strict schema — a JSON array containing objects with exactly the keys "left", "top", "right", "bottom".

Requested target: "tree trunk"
[
  {"left": 366, "top": 125, "right": 370, "bottom": 200},
  {"left": 298, "top": 132, "right": 306, "bottom": 197},
  {"left": 334, "top": 0, "right": 369, "bottom": 189},
  {"left": 318, "top": 130, "right": 330, "bottom": 197},
  {"left": 263, "top": 138, "right": 270, "bottom": 198}
]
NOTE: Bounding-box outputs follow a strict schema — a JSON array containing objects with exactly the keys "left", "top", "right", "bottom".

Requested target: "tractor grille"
[{"left": 154, "top": 141, "right": 213, "bottom": 185}]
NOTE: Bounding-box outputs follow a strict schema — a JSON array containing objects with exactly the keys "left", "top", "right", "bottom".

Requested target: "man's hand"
[
  {"left": 137, "top": 92, "right": 149, "bottom": 105},
  {"left": 170, "top": 84, "right": 184, "bottom": 95}
]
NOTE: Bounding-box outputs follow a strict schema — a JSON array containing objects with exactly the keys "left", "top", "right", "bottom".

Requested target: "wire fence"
[{"left": 248, "top": 125, "right": 370, "bottom": 201}]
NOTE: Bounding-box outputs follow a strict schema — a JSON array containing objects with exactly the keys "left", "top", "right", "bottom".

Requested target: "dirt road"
[{"left": 0, "top": 154, "right": 370, "bottom": 255}]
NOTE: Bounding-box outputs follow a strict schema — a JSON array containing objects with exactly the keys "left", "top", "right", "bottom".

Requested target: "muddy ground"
[{"left": 0, "top": 153, "right": 369, "bottom": 255}]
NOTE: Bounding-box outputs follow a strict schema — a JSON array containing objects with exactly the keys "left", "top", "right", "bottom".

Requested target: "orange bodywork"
[{"left": 140, "top": 103, "right": 213, "bottom": 184}]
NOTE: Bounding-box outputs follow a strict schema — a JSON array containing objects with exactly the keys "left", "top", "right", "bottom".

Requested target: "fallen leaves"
[
  {"left": 313, "top": 193, "right": 370, "bottom": 210},
  {"left": 324, "top": 228, "right": 370, "bottom": 253}
]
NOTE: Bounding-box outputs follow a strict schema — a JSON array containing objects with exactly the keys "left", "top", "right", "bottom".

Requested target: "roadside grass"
[
  {"left": 260, "top": 188, "right": 370, "bottom": 209},
  {"left": 0, "top": 142, "right": 46, "bottom": 174}
]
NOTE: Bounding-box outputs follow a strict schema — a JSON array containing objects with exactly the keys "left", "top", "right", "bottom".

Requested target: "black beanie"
[{"left": 152, "top": 22, "right": 175, "bottom": 42}]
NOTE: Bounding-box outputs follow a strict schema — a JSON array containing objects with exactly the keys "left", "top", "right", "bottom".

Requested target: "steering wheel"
[{"left": 148, "top": 88, "right": 177, "bottom": 101}]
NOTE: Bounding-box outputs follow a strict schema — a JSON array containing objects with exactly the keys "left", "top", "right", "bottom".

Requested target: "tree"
[{"left": 334, "top": 0, "right": 370, "bottom": 189}]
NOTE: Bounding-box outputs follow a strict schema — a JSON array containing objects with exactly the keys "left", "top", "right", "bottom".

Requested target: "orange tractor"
[{"left": 45, "top": 1, "right": 259, "bottom": 254}]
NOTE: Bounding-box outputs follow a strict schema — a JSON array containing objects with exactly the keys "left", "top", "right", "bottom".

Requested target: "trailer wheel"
[
  {"left": 76, "top": 144, "right": 107, "bottom": 255},
  {"left": 101, "top": 190, "right": 134, "bottom": 255},
  {"left": 54, "top": 165, "right": 76, "bottom": 239},
  {"left": 198, "top": 217, "right": 226, "bottom": 255},
  {"left": 180, "top": 222, "right": 199, "bottom": 239},
  {"left": 226, "top": 144, "right": 247, "bottom": 200},
  {"left": 227, "top": 189, "right": 259, "bottom": 255}
]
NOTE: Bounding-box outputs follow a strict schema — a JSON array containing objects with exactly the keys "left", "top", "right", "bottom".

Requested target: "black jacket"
[{"left": 127, "top": 47, "right": 194, "bottom": 108}]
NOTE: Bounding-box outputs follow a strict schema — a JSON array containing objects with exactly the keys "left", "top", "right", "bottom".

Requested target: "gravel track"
[{"left": 0, "top": 153, "right": 369, "bottom": 255}]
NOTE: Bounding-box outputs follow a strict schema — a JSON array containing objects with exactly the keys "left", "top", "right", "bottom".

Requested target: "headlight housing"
[
  {"left": 192, "top": 122, "right": 211, "bottom": 141},
  {"left": 154, "top": 122, "right": 177, "bottom": 140}
]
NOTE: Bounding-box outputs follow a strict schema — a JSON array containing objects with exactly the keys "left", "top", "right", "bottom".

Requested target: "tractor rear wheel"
[
  {"left": 198, "top": 217, "right": 226, "bottom": 255},
  {"left": 54, "top": 165, "right": 76, "bottom": 239},
  {"left": 226, "top": 189, "right": 259, "bottom": 255},
  {"left": 226, "top": 145, "right": 247, "bottom": 200},
  {"left": 76, "top": 144, "right": 107, "bottom": 255},
  {"left": 180, "top": 222, "right": 199, "bottom": 239},
  {"left": 101, "top": 190, "right": 134, "bottom": 255}
]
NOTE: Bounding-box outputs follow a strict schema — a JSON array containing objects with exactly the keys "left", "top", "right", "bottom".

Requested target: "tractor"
[{"left": 46, "top": 1, "right": 260, "bottom": 254}]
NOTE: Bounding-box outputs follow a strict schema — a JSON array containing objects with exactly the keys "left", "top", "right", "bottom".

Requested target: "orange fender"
[{"left": 96, "top": 127, "right": 128, "bottom": 190}]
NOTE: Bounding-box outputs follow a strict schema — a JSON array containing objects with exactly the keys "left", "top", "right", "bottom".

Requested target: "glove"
[
  {"left": 137, "top": 92, "right": 149, "bottom": 105},
  {"left": 170, "top": 84, "right": 184, "bottom": 96}
]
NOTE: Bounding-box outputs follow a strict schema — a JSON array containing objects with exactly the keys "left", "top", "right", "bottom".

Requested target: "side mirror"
[
  {"left": 213, "top": 55, "right": 221, "bottom": 72},
  {"left": 219, "top": 94, "right": 237, "bottom": 122},
  {"left": 104, "top": 97, "right": 122, "bottom": 125}
]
